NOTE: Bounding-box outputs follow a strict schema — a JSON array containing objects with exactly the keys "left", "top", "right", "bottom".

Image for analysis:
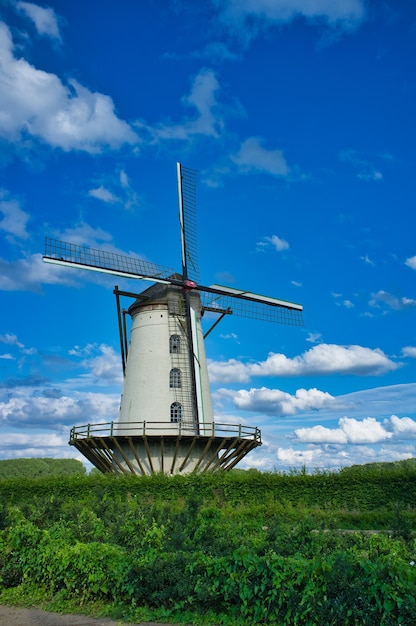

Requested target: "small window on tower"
[
  {"left": 170, "top": 334, "right": 181, "bottom": 353},
  {"left": 170, "top": 402, "right": 182, "bottom": 423},
  {"left": 169, "top": 368, "right": 181, "bottom": 388}
]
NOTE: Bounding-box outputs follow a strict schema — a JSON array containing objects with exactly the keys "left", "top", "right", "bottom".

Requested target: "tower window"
[
  {"left": 170, "top": 334, "right": 181, "bottom": 353},
  {"left": 169, "top": 368, "right": 181, "bottom": 388},
  {"left": 170, "top": 402, "right": 182, "bottom": 423}
]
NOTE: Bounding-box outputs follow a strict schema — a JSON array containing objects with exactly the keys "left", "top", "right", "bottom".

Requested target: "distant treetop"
[{"left": 0, "top": 458, "right": 86, "bottom": 480}]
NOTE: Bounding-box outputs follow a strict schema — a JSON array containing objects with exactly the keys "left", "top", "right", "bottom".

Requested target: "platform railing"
[{"left": 69, "top": 421, "right": 261, "bottom": 443}]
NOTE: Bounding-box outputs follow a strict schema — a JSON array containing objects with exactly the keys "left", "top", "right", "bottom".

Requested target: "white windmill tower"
[{"left": 43, "top": 164, "right": 303, "bottom": 475}]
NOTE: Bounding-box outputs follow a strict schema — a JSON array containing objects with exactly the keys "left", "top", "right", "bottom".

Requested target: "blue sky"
[{"left": 1, "top": 0, "right": 416, "bottom": 471}]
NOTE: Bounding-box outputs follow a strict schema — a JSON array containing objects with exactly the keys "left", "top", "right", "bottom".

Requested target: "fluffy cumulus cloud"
[
  {"left": 0, "top": 388, "right": 119, "bottom": 427},
  {"left": 0, "top": 337, "right": 123, "bottom": 461},
  {"left": 82, "top": 345, "right": 123, "bottom": 385},
  {"left": 295, "top": 417, "right": 392, "bottom": 444},
  {"left": 0, "top": 432, "right": 79, "bottom": 462},
  {"left": 276, "top": 446, "right": 323, "bottom": 466},
  {"left": 294, "top": 415, "right": 416, "bottom": 445},
  {"left": 208, "top": 343, "right": 398, "bottom": 383},
  {"left": 232, "top": 386, "right": 334, "bottom": 415},
  {"left": 389, "top": 415, "right": 416, "bottom": 438},
  {"left": 272, "top": 443, "right": 415, "bottom": 471},
  {"left": 0, "top": 23, "right": 138, "bottom": 153}
]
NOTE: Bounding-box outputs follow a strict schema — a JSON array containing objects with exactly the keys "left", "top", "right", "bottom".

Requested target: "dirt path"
[{"left": 0, "top": 605, "right": 177, "bottom": 626}]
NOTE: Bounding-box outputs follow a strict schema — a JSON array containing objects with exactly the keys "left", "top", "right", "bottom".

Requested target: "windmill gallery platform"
[{"left": 44, "top": 163, "right": 303, "bottom": 476}]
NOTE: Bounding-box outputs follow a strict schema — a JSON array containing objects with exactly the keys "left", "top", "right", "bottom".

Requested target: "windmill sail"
[
  {"left": 199, "top": 285, "right": 303, "bottom": 325},
  {"left": 44, "top": 237, "right": 303, "bottom": 326},
  {"left": 177, "top": 163, "right": 200, "bottom": 284},
  {"left": 177, "top": 163, "right": 202, "bottom": 429},
  {"left": 43, "top": 237, "right": 175, "bottom": 283}
]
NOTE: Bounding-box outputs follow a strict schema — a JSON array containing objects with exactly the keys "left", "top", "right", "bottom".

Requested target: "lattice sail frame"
[
  {"left": 44, "top": 238, "right": 303, "bottom": 326},
  {"left": 178, "top": 164, "right": 200, "bottom": 284},
  {"left": 44, "top": 237, "right": 176, "bottom": 282}
]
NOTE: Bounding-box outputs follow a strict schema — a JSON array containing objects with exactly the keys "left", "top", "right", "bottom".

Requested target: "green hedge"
[
  {"left": 0, "top": 467, "right": 415, "bottom": 624},
  {"left": 0, "top": 466, "right": 415, "bottom": 511}
]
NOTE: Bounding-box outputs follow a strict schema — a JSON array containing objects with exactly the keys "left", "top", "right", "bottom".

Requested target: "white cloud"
[
  {"left": 0, "top": 23, "right": 138, "bottom": 153},
  {"left": 58, "top": 222, "right": 113, "bottom": 247},
  {"left": 276, "top": 447, "right": 323, "bottom": 466},
  {"left": 0, "top": 342, "right": 122, "bottom": 429},
  {"left": 334, "top": 296, "right": 354, "bottom": 309},
  {"left": 369, "top": 290, "right": 416, "bottom": 312},
  {"left": 209, "top": 343, "right": 398, "bottom": 383},
  {"left": 140, "top": 68, "right": 223, "bottom": 141},
  {"left": 257, "top": 234, "right": 289, "bottom": 252},
  {"left": 295, "top": 424, "right": 348, "bottom": 444},
  {"left": 269, "top": 442, "right": 414, "bottom": 471},
  {"left": 17, "top": 1, "right": 61, "bottom": 40},
  {"left": 0, "top": 253, "right": 74, "bottom": 291},
  {"left": 390, "top": 415, "right": 416, "bottom": 438},
  {"left": 209, "top": 357, "right": 252, "bottom": 383},
  {"left": 119, "top": 170, "right": 129, "bottom": 188},
  {"left": 0, "top": 333, "right": 24, "bottom": 349},
  {"left": 0, "top": 192, "right": 30, "bottom": 240},
  {"left": 0, "top": 432, "right": 66, "bottom": 448},
  {"left": 402, "top": 346, "right": 416, "bottom": 359},
  {"left": 88, "top": 170, "right": 140, "bottom": 210},
  {"left": 306, "top": 332, "right": 322, "bottom": 343},
  {"left": 0, "top": 388, "right": 119, "bottom": 427},
  {"left": 232, "top": 386, "right": 335, "bottom": 415},
  {"left": 405, "top": 256, "right": 416, "bottom": 270},
  {"left": 0, "top": 219, "right": 158, "bottom": 291},
  {"left": 231, "top": 137, "right": 289, "bottom": 176},
  {"left": 88, "top": 186, "right": 120, "bottom": 204},
  {"left": 82, "top": 345, "right": 123, "bottom": 385},
  {"left": 295, "top": 416, "right": 393, "bottom": 444},
  {"left": 293, "top": 414, "right": 416, "bottom": 447},
  {"left": 219, "top": 332, "right": 239, "bottom": 341}
]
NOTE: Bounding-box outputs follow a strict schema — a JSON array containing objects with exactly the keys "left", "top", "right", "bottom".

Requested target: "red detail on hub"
[{"left": 183, "top": 280, "right": 197, "bottom": 292}]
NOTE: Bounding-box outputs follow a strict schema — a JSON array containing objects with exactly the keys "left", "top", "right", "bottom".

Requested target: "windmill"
[{"left": 43, "top": 163, "right": 303, "bottom": 475}]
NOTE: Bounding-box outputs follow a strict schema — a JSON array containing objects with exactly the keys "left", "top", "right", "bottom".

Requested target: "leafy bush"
[{"left": 0, "top": 467, "right": 415, "bottom": 624}]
